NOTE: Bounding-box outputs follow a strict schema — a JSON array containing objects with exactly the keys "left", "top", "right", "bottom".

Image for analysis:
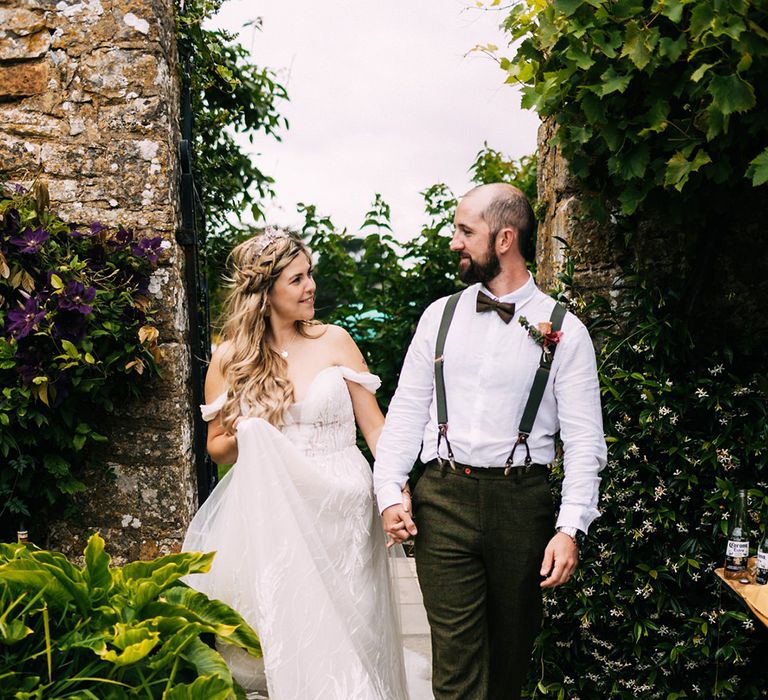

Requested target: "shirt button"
[{"left": 464, "top": 467, "right": 472, "bottom": 475}]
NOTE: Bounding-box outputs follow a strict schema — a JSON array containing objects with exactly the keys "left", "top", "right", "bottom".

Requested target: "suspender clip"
[
  {"left": 504, "top": 432, "right": 531, "bottom": 476},
  {"left": 436, "top": 423, "right": 456, "bottom": 475}
]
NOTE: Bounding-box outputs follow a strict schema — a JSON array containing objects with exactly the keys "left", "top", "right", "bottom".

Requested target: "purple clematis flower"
[
  {"left": 90, "top": 221, "right": 107, "bottom": 236},
  {"left": 114, "top": 226, "right": 134, "bottom": 246},
  {"left": 131, "top": 236, "right": 163, "bottom": 264},
  {"left": 5, "top": 296, "right": 46, "bottom": 339},
  {"left": 58, "top": 281, "right": 96, "bottom": 315},
  {"left": 9, "top": 227, "right": 50, "bottom": 255}
]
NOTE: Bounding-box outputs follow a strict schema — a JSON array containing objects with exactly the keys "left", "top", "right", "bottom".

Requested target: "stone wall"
[{"left": 0, "top": 0, "right": 197, "bottom": 561}]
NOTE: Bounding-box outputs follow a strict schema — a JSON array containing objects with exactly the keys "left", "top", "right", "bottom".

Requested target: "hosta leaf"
[
  {"left": 182, "top": 637, "right": 233, "bottom": 683},
  {"left": 116, "top": 551, "right": 214, "bottom": 609},
  {"left": 0, "top": 617, "right": 32, "bottom": 644},
  {"left": 98, "top": 622, "right": 160, "bottom": 666},
  {"left": 162, "top": 675, "right": 232, "bottom": 700},
  {"left": 146, "top": 586, "right": 261, "bottom": 656},
  {"left": 83, "top": 533, "right": 112, "bottom": 595}
]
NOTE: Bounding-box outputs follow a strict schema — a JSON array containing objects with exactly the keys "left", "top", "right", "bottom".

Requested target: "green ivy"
[
  {"left": 500, "top": 0, "right": 768, "bottom": 221},
  {"left": 0, "top": 185, "right": 161, "bottom": 539}
]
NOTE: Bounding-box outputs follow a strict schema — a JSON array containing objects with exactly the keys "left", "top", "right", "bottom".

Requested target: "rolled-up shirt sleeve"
[
  {"left": 552, "top": 322, "right": 607, "bottom": 534},
  {"left": 374, "top": 304, "right": 438, "bottom": 514}
]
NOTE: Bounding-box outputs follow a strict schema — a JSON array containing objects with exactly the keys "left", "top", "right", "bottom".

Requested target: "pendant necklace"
[{"left": 278, "top": 327, "right": 299, "bottom": 359}]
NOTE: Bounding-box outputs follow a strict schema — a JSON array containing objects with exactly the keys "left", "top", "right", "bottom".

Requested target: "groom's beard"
[{"left": 458, "top": 247, "right": 501, "bottom": 285}]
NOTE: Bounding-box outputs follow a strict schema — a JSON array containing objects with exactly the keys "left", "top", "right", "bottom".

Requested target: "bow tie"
[{"left": 476, "top": 290, "right": 516, "bottom": 323}]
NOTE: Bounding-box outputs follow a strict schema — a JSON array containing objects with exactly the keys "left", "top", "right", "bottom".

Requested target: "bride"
[{"left": 183, "top": 227, "right": 413, "bottom": 699}]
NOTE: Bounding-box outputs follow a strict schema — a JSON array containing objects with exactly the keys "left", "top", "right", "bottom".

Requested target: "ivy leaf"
[
  {"left": 709, "top": 74, "right": 756, "bottom": 115},
  {"left": 659, "top": 0, "right": 684, "bottom": 23},
  {"left": 554, "top": 0, "right": 583, "bottom": 16},
  {"left": 689, "top": 2, "right": 714, "bottom": 39},
  {"left": 621, "top": 21, "right": 652, "bottom": 70},
  {"left": 658, "top": 34, "right": 687, "bottom": 62},
  {"left": 664, "top": 149, "right": 712, "bottom": 191},
  {"left": 745, "top": 148, "right": 768, "bottom": 186},
  {"left": 600, "top": 67, "right": 632, "bottom": 95}
]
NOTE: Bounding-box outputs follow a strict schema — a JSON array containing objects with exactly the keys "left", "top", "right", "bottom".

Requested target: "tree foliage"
[
  {"left": 306, "top": 144, "right": 535, "bottom": 405},
  {"left": 500, "top": 0, "right": 768, "bottom": 221},
  {"left": 174, "top": 0, "right": 288, "bottom": 305}
]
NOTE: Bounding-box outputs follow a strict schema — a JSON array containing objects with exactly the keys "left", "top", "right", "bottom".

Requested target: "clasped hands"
[{"left": 382, "top": 493, "right": 579, "bottom": 588}]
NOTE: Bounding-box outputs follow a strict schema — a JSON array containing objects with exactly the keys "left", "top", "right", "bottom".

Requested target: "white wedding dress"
[{"left": 182, "top": 365, "right": 415, "bottom": 700}]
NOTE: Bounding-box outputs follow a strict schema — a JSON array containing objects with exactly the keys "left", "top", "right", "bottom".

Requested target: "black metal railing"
[{"left": 177, "top": 61, "right": 216, "bottom": 505}]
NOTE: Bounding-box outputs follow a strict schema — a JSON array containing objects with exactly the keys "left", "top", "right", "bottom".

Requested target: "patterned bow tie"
[{"left": 476, "top": 290, "right": 516, "bottom": 323}]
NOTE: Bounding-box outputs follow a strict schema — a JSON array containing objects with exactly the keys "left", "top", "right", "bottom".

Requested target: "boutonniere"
[{"left": 518, "top": 316, "right": 563, "bottom": 356}]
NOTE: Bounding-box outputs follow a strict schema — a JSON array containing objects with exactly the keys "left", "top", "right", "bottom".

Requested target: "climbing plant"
[
  {"left": 498, "top": 0, "right": 768, "bottom": 222},
  {"left": 0, "top": 184, "right": 162, "bottom": 538}
]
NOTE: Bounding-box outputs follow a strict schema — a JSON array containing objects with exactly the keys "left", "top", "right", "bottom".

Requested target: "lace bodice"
[{"left": 201, "top": 365, "right": 381, "bottom": 457}]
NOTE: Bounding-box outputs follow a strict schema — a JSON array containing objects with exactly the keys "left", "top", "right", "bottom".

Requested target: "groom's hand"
[
  {"left": 382, "top": 503, "right": 418, "bottom": 549},
  {"left": 539, "top": 532, "right": 578, "bottom": 588}
]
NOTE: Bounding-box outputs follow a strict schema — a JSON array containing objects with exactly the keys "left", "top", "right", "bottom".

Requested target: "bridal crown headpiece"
[{"left": 252, "top": 226, "right": 293, "bottom": 257}]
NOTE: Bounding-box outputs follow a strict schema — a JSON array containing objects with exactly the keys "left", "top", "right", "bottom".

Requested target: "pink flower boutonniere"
[{"left": 518, "top": 316, "right": 563, "bottom": 356}]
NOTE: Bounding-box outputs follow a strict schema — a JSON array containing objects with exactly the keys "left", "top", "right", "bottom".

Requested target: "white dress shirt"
[{"left": 373, "top": 274, "right": 607, "bottom": 534}]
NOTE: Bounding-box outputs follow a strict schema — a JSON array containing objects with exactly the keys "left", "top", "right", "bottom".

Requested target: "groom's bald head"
[{"left": 461, "top": 183, "right": 536, "bottom": 262}]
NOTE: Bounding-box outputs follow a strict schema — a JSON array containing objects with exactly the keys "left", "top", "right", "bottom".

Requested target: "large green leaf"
[
  {"left": 97, "top": 622, "right": 161, "bottom": 666},
  {"left": 0, "top": 560, "right": 77, "bottom": 611},
  {"left": 182, "top": 637, "right": 233, "bottom": 684},
  {"left": 709, "top": 74, "right": 756, "bottom": 115},
  {"left": 162, "top": 675, "right": 232, "bottom": 700},
  {"left": 116, "top": 552, "right": 214, "bottom": 610},
  {"left": 83, "top": 534, "right": 112, "bottom": 596},
  {"left": 145, "top": 586, "right": 261, "bottom": 656}
]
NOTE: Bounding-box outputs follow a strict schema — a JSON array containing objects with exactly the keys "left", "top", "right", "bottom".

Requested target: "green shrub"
[
  {"left": 532, "top": 270, "right": 768, "bottom": 699},
  {"left": 0, "top": 533, "right": 260, "bottom": 698},
  {"left": 0, "top": 184, "right": 162, "bottom": 538}
]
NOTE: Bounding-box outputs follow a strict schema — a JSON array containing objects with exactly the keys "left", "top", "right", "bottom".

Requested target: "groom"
[{"left": 374, "top": 183, "right": 606, "bottom": 700}]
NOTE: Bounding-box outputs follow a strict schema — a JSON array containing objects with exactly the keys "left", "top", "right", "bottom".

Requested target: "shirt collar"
[{"left": 478, "top": 272, "right": 537, "bottom": 308}]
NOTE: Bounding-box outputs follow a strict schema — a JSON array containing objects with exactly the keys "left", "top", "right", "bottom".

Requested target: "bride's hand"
[{"left": 228, "top": 416, "right": 246, "bottom": 435}]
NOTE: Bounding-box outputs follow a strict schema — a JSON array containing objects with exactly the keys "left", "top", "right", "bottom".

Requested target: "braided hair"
[{"left": 218, "top": 230, "right": 314, "bottom": 429}]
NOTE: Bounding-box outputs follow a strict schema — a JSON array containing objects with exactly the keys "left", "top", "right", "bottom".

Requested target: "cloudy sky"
[{"left": 210, "top": 0, "right": 539, "bottom": 241}]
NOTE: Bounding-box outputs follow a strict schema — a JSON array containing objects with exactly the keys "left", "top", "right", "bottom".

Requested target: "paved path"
[{"left": 245, "top": 555, "right": 432, "bottom": 698}]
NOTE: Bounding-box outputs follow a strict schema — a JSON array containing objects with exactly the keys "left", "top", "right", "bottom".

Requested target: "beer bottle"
[
  {"left": 756, "top": 528, "right": 768, "bottom": 585},
  {"left": 724, "top": 489, "right": 749, "bottom": 581}
]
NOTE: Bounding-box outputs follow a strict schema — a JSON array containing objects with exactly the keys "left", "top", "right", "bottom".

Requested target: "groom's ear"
[{"left": 496, "top": 226, "right": 518, "bottom": 255}]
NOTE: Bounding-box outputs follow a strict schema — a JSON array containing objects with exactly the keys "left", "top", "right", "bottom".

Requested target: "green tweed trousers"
[{"left": 413, "top": 463, "right": 555, "bottom": 700}]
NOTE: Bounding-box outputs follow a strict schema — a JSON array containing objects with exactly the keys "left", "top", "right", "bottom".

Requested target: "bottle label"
[
  {"left": 725, "top": 540, "right": 749, "bottom": 572},
  {"left": 726, "top": 540, "right": 749, "bottom": 558},
  {"left": 757, "top": 551, "right": 768, "bottom": 585}
]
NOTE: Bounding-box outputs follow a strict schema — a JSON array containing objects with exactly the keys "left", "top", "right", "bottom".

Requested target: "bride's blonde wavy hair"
[{"left": 218, "top": 229, "right": 314, "bottom": 429}]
